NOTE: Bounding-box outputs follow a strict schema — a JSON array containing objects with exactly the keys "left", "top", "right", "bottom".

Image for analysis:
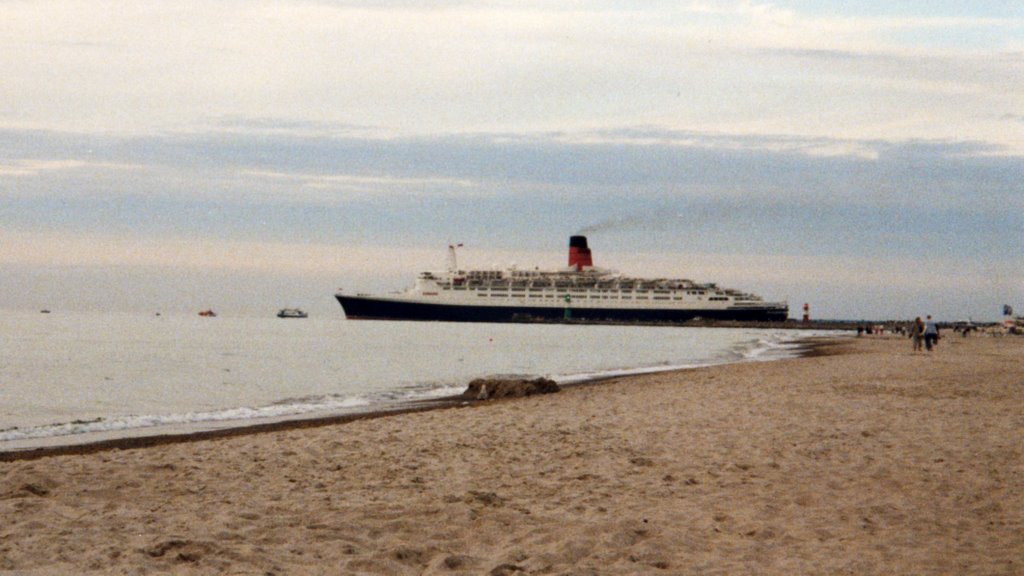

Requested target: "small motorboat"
[
  {"left": 198, "top": 309, "right": 217, "bottom": 317},
  {"left": 277, "top": 308, "right": 308, "bottom": 319}
]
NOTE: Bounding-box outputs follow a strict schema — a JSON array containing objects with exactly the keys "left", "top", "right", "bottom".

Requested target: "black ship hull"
[{"left": 336, "top": 295, "right": 788, "bottom": 324}]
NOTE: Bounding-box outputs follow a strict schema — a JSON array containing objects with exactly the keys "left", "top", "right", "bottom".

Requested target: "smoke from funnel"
[
  {"left": 577, "top": 214, "right": 652, "bottom": 235},
  {"left": 577, "top": 211, "right": 687, "bottom": 235},
  {"left": 577, "top": 200, "right": 755, "bottom": 236}
]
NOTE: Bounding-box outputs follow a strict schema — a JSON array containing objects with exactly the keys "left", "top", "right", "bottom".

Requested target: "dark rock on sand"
[
  {"left": 490, "top": 564, "right": 526, "bottom": 575},
  {"left": 462, "top": 377, "right": 560, "bottom": 400}
]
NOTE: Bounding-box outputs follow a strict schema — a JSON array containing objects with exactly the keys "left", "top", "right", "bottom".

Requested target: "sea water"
[{"left": 0, "top": 310, "right": 825, "bottom": 450}]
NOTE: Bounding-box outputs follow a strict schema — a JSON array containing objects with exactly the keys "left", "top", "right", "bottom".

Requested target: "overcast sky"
[{"left": 1, "top": 1, "right": 1021, "bottom": 320}]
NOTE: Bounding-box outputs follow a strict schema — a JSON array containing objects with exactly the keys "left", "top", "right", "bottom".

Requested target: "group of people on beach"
[{"left": 909, "top": 315, "right": 940, "bottom": 352}]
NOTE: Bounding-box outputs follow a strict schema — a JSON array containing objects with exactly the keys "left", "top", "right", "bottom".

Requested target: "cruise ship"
[{"left": 336, "top": 236, "right": 789, "bottom": 324}]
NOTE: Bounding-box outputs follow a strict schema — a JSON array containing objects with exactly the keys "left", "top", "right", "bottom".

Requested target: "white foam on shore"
[
  {"left": 0, "top": 396, "right": 369, "bottom": 444},
  {"left": 551, "top": 329, "right": 828, "bottom": 384}
]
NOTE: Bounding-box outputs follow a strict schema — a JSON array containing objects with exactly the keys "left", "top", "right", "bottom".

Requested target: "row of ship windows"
[
  {"left": 448, "top": 284, "right": 712, "bottom": 293},
  {"left": 473, "top": 294, "right": 730, "bottom": 301},
  {"left": 450, "top": 286, "right": 720, "bottom": 295}
]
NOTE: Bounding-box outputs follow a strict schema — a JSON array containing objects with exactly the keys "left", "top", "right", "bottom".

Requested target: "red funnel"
[{"left": 568, "top": 236, "right": 593, "bottom": 270}]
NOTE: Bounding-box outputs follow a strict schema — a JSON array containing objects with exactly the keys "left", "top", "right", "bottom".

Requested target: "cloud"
[
  {"left": 239, "top": 169, "right": 481, "bottom": 198},
  {"left": 0, "top": 1, "right": 1021, "bottom": 151},
  {"left": 2, "top": 126, "right": 1020, "bottom": 213},
  {"left": 202, "top": 116, "right": 384, "bottom": 138},
  {"left": 0, "top": 159, "right": 141, "bottom": 177},
  {"left": 0, "top": 159, "right": 88, "bottom": 177}
]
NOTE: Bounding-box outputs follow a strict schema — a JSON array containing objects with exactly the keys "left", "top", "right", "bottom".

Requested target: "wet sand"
[{"left": 2, "top": 335, "right": 1021, "bottom": 574}]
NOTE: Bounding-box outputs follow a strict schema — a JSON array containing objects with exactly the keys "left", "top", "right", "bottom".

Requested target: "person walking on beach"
[
  {"left": 910, "top": 317, "right": 925, "bottom": 352},
  {"left": 923, "top": 315, "right": 940, "bottom": 351}
]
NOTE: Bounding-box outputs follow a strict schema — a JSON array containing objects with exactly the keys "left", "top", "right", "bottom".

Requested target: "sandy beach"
[{"left": 2, "top": 334, "right": 1021, "bottom": 575}]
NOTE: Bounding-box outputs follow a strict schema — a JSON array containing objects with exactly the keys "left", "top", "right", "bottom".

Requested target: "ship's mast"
[{"left": 447, "top": 243, "right": 463, "bottom": 274}]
